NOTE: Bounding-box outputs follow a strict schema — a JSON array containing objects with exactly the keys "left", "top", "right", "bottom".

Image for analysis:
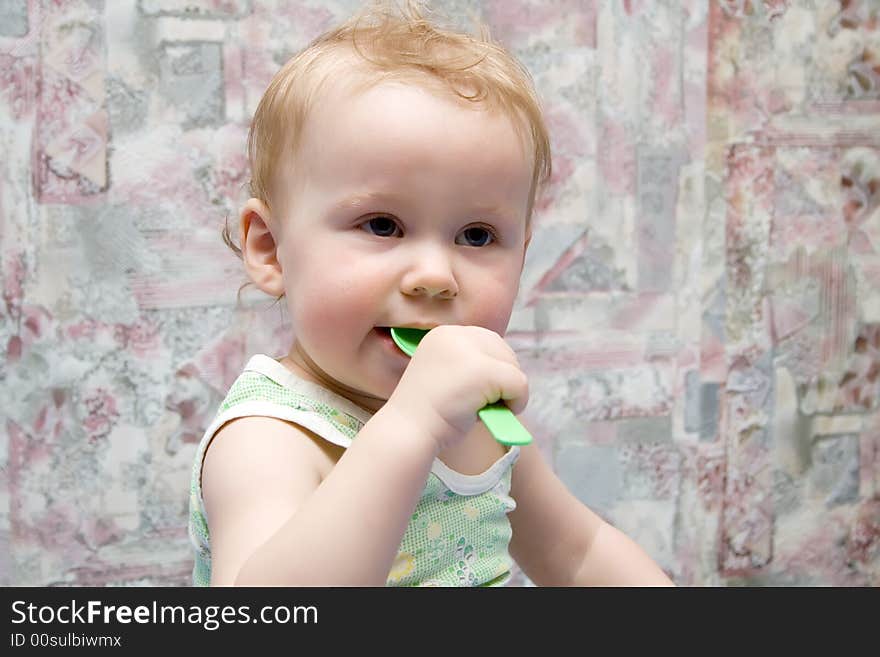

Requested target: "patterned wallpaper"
[{"left": 1, "top": 0, "right": 878, "bottom": 586}]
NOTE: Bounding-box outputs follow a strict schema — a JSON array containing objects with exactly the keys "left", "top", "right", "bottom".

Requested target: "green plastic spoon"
[{"left": 390, "top": 327, "right": 533, "bottom": 446}]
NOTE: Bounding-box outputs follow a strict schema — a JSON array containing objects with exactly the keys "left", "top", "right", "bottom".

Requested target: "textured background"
[{"left": 1, "top": 0, "right": 878, "bottom": 586}]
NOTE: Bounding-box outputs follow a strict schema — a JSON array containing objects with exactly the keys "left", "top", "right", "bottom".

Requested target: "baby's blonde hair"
[{"left": 225, "top": 0, "right": 551, "bottom": 257}]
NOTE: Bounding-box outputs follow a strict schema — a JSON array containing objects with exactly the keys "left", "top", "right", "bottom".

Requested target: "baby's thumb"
[
  {"left": 501, "top": 367, "right": 529, "bottom": 416},
  {"left": 505, "top": 395, "right": 529, "bottom": 417}
]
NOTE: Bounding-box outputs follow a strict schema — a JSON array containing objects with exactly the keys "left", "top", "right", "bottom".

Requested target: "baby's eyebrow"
[
  {"left": 332, "top": 191, "right": 403, "bottom": 213},
  {"left": 331, "top": 191, "right": 520, "bottom": 225}
]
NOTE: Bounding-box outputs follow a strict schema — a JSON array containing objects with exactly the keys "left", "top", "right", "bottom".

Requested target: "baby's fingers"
[{"left": 496, "top": 363, "right": 529, "bottom": 416}]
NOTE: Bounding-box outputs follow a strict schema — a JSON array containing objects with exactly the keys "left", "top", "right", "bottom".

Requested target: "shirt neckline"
[{"left": 244, "top": 353, "right": 520, "bottom": 493}]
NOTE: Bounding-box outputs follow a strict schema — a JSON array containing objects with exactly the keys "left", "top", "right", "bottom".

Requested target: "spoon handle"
[{"left": 478, "top": 402, "right": 533, "bottom": 446}]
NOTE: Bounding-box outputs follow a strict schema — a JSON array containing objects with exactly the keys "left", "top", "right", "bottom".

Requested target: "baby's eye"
[
  {"left": 359, "top": 215, "right": 402, "bottom": 238},
  {"left": 456, "top": 226, "right": 496, "bottom": 247}
]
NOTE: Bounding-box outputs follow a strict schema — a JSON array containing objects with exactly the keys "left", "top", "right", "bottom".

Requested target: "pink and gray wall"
[{"left": 1, "top": 1, "right": 878, "bottom": 585}]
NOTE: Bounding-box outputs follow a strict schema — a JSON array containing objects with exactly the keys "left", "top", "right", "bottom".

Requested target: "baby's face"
[{"left": 275, "top": 80, "right": 533, "bottom": 411}]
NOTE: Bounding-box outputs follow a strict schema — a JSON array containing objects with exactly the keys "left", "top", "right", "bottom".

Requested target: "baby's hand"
[{"left": 385, "top": 325, "right": 529, "bottom": 452}]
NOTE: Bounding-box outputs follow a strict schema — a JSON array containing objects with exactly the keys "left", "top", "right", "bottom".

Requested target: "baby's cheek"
[
  {"left": 468, "top": 279, "right": 519, "bottom": 335},
  {"left": 296, "top": 282, "right": 372, "bottom": 343},
  {"left": 296, "top": 294, "right": 347, "bottom": 343}
]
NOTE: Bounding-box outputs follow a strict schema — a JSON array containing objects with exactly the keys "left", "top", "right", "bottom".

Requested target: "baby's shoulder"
[{"left": 203, "top": 415, "right": 341, "bottom": 505}]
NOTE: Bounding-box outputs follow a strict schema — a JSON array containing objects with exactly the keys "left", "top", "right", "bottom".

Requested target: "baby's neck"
[{"left": 279, "top": 346, "right": 386, "bottom": 414}]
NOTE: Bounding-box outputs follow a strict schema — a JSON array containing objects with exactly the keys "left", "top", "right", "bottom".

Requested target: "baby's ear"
[{"left": 240, "top": 198, "right": 285, "bottom": 298}]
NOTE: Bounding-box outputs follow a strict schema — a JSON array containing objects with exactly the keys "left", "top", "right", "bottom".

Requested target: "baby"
[{"left": 188, "top": 1, "right": 673, "bottom": 587}]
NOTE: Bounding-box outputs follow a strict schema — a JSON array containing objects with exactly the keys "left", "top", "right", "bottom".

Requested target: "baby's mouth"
[
  {"left": 373, "top": 326, "right": 394, "bottom": 341},
  {"left": 373, "top": 327, "right": 408, "bottom": 358}
]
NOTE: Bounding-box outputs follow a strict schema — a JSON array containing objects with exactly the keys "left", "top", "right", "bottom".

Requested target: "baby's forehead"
[
  {"left": 258, "top": 43, "right": 543, "bottom": 212},
  {"left": 311, "top": 57, "right": 475, "bottom": 112},
  {"left": 301, "top": 79, "right": 530, "bottom": 177},
  {"left": 303, "top": 61, "right": 529, "bottom": 148}
]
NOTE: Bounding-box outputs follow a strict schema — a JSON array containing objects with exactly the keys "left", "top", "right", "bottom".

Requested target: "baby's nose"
[
  {"left": 406, "top": 283, "right": 458, "bottom": 299},
  {"left": 400, "top": 253, "right": 459, "bottom": 299}
]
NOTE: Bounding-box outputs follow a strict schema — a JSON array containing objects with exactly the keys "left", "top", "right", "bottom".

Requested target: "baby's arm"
[
  {"left": 204, "top": 326, "right": 529, "bottom": 586},
  {"left": 202, "top": 404, "right": 437, "bottom": 586},
  {"left": 508, "top": 442, "right": 674, "bottom": 586}
]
